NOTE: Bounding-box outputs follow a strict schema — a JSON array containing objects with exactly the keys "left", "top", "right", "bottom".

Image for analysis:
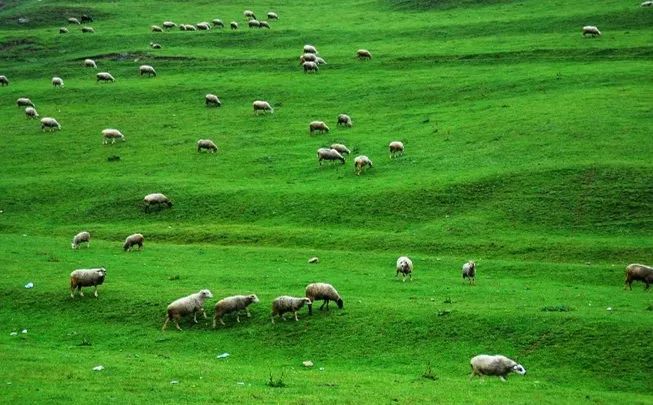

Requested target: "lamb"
[
  {"left": 150, "top": 42, "right": 162, "bottom": 49},
  {"left": 41, "top": 117, "right": 61, "bottom": 132},
  {"left": 70, "top": 268, "right": 106, "bottom": 298},
  {"left": 67, "top": 17, "right": 81, "bottom": 24},
  {"left": 144, "top": 192, "right": 173, "bottom": 210},
  {"left": 357, "top": 49, "right": 372, "bottom": 60},
  {"left": 197, "top": 139, "right": 218, "bottom": 153},
  {"left": 59, "top": 27, "right": 69, "bottom": 34},
  {"left": 0, "top": 75, "right": 9, "bottom": 86},
  {"left": 162, "top": 21, "right": 177, "bottom": 29},
  {"left": 84, "top": 58, "right": 97, "bottom": 68},
  {"left": 354, "top": 155, "right": 373, "bottom": 175},
  {"left": 305, "top": 283, "right": 344, "bottom": 315},
  {"left": 151, "top": 25, "right": 163, "bottom": 32},
  {"left": 212, "top": 19, "right": 224, "bottom": 28},
  {"left": 16, "top": 97, "right": 35, "bottom": 108},
  {"left": 389, "top": 141, "right": 404, "bottom": 158},
  {"left": 248, "top": 19, "right": 261, "bottom": 28},
  {"left": 244, "top": 10, "right": 256, "bottom": 20},
  {"left": 80, "top": 15, "right": 93, "bottom": 23},
  {"left": 52, "top": 77, "right": 64, "bottom": 88},
  {"left": 303, "top": 45, "right": 317, "bottom": 54},
  {"left": 582, "top": 26, "right": 601, "bottom": 37},
  {"left": 81, "top": 26, "right": 95, "bottom": 33},
  {"left": 462, "top": 261, "right": 476, "bottom": 285},
  {"left": 396, "top": 256, "right": 413, "bottom": 281},
  {"left": 309, "top": 121, "right": 329, "bottom": 134},
  {"left": 470, "top": 355, "right": 526, "bottom": 382},
  {"left": 315, "top": 56, "right": 327, "bottom": 65},
  {"left": 317, "top": 148, "right": 345, "bottom": 165},
  {"left": 162, "top": 289, "right": 214, "bottom": 331},
  {"left": 303, "top": 61, "right": 319, "bottom": 73},
  {"left": 259, "top": 21, "right": 270, "bottom": 29},
  {"left": 267, "top": 12, "right": 278, "bottom": 20},
  {"left": 212, "top": 294, "right": 259, "bottom": 327},
  {"left": 230, "top": 21, "right": 238, "bottom": 30},
  {"left": 25, "top": 106, "right": 39, "bottom": 119},
  {"left": 102, "top": 128, "right": 125, "bottom": 144},
  {"left": 337, "top": 114, "right": 352, "bottom": 127},
  {"left": 270, "top": 296, "right": 312, "bottom": 323},
  {"left": 96, "top": 72, "right": 115, "bottom": 83},
  {"left": 205, "top": 94, "right": 221, "bottom": 107},
  {"left": 123, "top": 233, "right": 144, "bottom": 252},
  {"left": 71, "top": 231, "right": 91, "bottom": 249},
  {"left": 197, "top": 22, "right": 211, "bottom": 30},
  {"left": 330, "top": 143, "right": 350, "bottom": 155},
  {"left": 624, "top": 263, "right": 653, "bottom": 290},
  {"left": 300, "top": 53, "right": 317, "bottom": 64},
  {"left": 139, "top": 65, "right": 156, "bottom": 77},
  {"left": 253, "top": 100, "right": 274, "bottom": 114}
]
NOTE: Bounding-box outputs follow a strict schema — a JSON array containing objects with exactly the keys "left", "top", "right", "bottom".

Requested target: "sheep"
[
  {"left": 259, "top": 21, "right": 270, "bottom": 29},
  {"left": 303, "top": 61, "right": 319, "bottom": 73},
  {"left": 354, "top": 155, "right": 373, "bottom": 175},
  {"left": 96, "top": 72, "right": 115, "bottom": 83},
  {"left": 16, "top": 97, "right": 35, "bottom": 108},
  {"left": 0, "top": 75, "right": 9, "bottom": 86},
  {"left": 317, "top": 148, "right": 345, "bottom": 165},
  {"left": 205, "top": 94, "right": 221, "bottom": 107},
  {"left": 303, "top": 45, "right": 318, "bottom": 54},
  {"left": 41, "top": 117, "right": 61, "bottom": 132},
  {"left": 162, "top": 21, "right": 177, "bottom": 29},
  {"left": 70, "top": 268, "right": 106, "bottom": 298},
  {"left": 162, "top": 289, "right": 214, "bottom": 331},
  {"left": 462, "top": 261, "right": 476, "bottom": 285},
  {"left": 179, "top": 24, "right": 187, "bottom": 31},
  {"left": 184, "top": 24, "right": 197, "bottom": 31},
  {"left": 582, "top": 26, "right": 601, "bottom": 37},
  {"left": 244, "top": 10, "right": 256, "bottom": 20},
  {"left": 300, "top": 53, "right": 317, "bottom": 64},
  {"left": 305, "top": 283, "right": 344, "bottom": 315},
  {"left": 389, "top": 141, "right": 404, "bottom": 158},
  {"left": 52, "top": 77, "right": 64, "bottom": 88},
  {"left": 102, "top": 128, "right": 125, "bottom": 144},
  {"left": 248, "top": 19, "right": 261, "bottom": 28},
  {"left": 67, "top": 17, "right": 81, "bottom": 24},
  {"left": 470, "top": 355, "right": 526, "bottom": 382},
  {"left": 197, "top": 22, "right": 211, "bottom": 31},
  {"left": 212, "top": 19, "right": 224, "bottom": 28},
  {"left": 71, "top": 231, "right": 91, "bottom": 249},
  {"left": 337, "top": 113, "right": 352, "bottom": 127},
  {"left": 81, "top": 26, "right": 95, "bottom": 33},
  {"left": 212, "top": 294, "right": 259, "bottom": 327},
  {"left": 357, "top": 49, "right": 372, "bottom": 60},
  {"left": 123, "top": 233, "right": 144, "bottom": 252},
  {"left": 139, "top": 65, "right": 156, "bottom": 77},
  {"left": 267, "top": 12, "right": 278, "bottom": 20},
  {"left": 144, "top": 192, "right": 173, "bottom": 210},
  {"left": 309, "top": 121, "right": 329, "bottom": 134},
  {"left": 151, "top": 25, "right": 163, "bottom": 32},
  {"left": 84, "top": 58, "right": 97, "bottom": 68},
  {"left": 80, "top": 15, "right": 93, "bottom": 23},
  {"left": 25, "top": 106, "right": 39, "bottom": 119},
  {"left": 59, "top": 27, "right": 69, "bottom": 34},
  {"left": 624, "top": 263, "right": 653, "bottom": 290},
  {"left": 230, "top": 21, "right": 238, "bottom": 30},
  {"left": 330, "top": 143, "right": 350, "bottom": 155},
  {"left": 396, "top": 256, "right": 413, "bottom": 281},
  {"left": 150, "top": 42, "right": 162, "bottom": 49},
  {"left": 315, "top": 56, "right": 327, "bottom": 65},
  {"left": 197, "top": 139, "right": 218, "bottom": 153},
  {"left": 270, "top": 296, "right": 312, "bottom": 324},
  {"left": 642, "top": 1, "right": 653, "bottom": 6},
  {"left": 253, "top": 100, "right": 273, "bottom": 115}
]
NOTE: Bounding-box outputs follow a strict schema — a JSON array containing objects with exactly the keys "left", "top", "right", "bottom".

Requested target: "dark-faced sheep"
[
  {"left": 259, "top": 21, "right": 270, "bottom": 29},
  {"left": 72, "top": 231, "right": 91, "bottom": 249},
  {"left": 59, "top": 27, "right": 69, "bottom": 34},
  {"left": 337, "top": 114, "right": 352, "bottom": 127},
  {"left": 470, "top": 355, "right": 526, "bottom": 382},
  {"left": 41, "top": 117, "right": 61, "bottom": 132},
  {"left": 123, "top": 233, "right": 144, "bottom": 252},
  {"left": 197, "top": 22, "right": 211, "bottom": 30},
  {"left": 354, "top": 155, "right": 373, "bottom": 175},
  {"left": 17, "top": 97, "right": 35, "bottom": 108},
  {"left": 357, "top": 49, "right": 372, "bottom": 60},
  {"left": 396, "top": 256, "right": 413, "bottom": 281},
  {"left": 25, "top": 107, "right": 39, "bottom": 119},
  {"left": 163, "top": 21, "right": 177, "bottom": 29},
  {"left": 213, "top": 294, "right": 259, "bottom": 327},
  {"left": 248, "top": 19, "right": 260, "bottom": 28},
  {"left": 303, "top": 61, "right": 319, "bottom": 73},
  {"left": 212, "top": 19, "right": 224, "bottom": 28},
  {"left": 70, "top": 268, "right": 106, "bottom": 298},
  {"left": 96, "top": 72, "right": 115, "bottom": 83},
  {"left": 144, "top": 193, "right": 172, "bottom": 210},
  {"left": 244, "top": 10, "right": 256, "bottom": 20},
  {"left": 205, "top": 94, "right": 221, "bottom": 107},
  {"left": 309, "top": 121, "right": 329, "bottom": 134},
  {"left": 81, "top": 15, "right": 93, "bottom": 23},
  {"left": 271, "top": 296, "right": 311, "bottom": 324},
  {"left": 624, "top": 263, "right": 653, "bottom": 290},
  {"left": 305, "top": 283, "right": 343, "bottom": 315},
  {"left": 317, "top": 148, "right": 345, "bottom": 165},
  {"left": 230, "top": 21, "right": 238, "bottom": 30},
  {"left": 162, "top": 289, "right": 213, "bottom": 331},
  {"left": 52, "top": 77, "right": 64, "bottom": 88},
  {"left": 389, "top": 141, "right": 404, "bottom": 158},
  {"left": 84, "top": 59, "right": 97, "bottom": 68},
  {"left": 300, "top": 53, "right": 317, "bottom": 64},
  {"left": 462, "top": 261, "right": 476, "bottom": 285},
  {"left": 81, "top": 26, "right": 95, "bottom": 33},
  {"left": 253, "top": 100, "right": 273, "bottom": 115},
  {"left": 197, "top": 139, "right": 218, "bottom": 153},
  {"left": 102, "top": 128, "right": 125, "bottom": 144},
  {"left": 139, "top": 65, "right": 156, "bottom": 77},
  {"left": 582, "top": 26, "right": 601, "bottom": 37},
  {"left": 267, "top": 12, "right": 278, "bottom": 20},
  {"left": 330, "top": 143, "right": 350, "bottom": 155}
]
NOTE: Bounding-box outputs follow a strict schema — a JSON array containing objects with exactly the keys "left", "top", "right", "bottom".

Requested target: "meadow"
[{"left": 0, "top": 0, "right": 652, "bottom": 403}]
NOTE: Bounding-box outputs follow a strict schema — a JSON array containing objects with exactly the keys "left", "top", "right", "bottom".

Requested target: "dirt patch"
[{"left": 0, "top": 6, "right": 108, "bottom": 28}]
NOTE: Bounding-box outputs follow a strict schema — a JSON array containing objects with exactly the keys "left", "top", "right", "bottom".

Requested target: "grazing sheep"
[
  {"left": 162, "top": 289, "right": 214, "bottom": 331},
  {"left": 253, "top": 100, "right": 274, "bottom": 114},
  {"left": 144, "top": 192, "right": 173, "bottom": 210},
  {"left": 212, "top": 19, "right": 224, "bottom": 28},
  {"left": 267, "top": 12, "right": 278, "bottom": 20},
  {"left": 582, "top": 26, "right": 601, "bottom": 37},
  {"left": 179, "top": 24, "right": 187, "bottom": 31},
  {"left": 81, "top": 26, "right": 95, "bottom": 33},
  {"left": 244, "top": 10, "right": 256, "bottom": 20},
  {"left": 197, "top": 22, "right": 211, "bottom": 30},
  {"left": 25, "top": 106, "right": 39, "bottom": 119},
  {"left": 462, "top": 261, "right": 476, "bottom": 285},
  {"left": 300, "top": 53, "right": 317, "bottom": 64},
  {"left": 330, "top": 143, "right": 350, "bottom": 155},
  {"left": 248, "top": 19, "right": 261, "bottom": 28},
  {"left": 230, "top": 21, "right": 238, "bottom": 30},
  {"left": 151, "top": 25, "right": 163, "bottom": 32},
  {"left": 303, "top": 61, "right": 319, "bottom": 73},
  {"left": 80, "top": 15, "right": 93, "bottom": 23},
  {"left": 642, "top": 1, "right": 653, "bottom": 6},
  {"left": 354, "top": 155, "right": 373, "bottom": 175},
  {"left": 70, "top": 268, "right": 106, "bottom": 298},
  {"left": 197, "top": 139, "right": 218, "bottom": 153},
  {"left": 317, "top": 148, "right": 345, "bottom": 165},
  {"left": 184, "top": 24, "right": 197, "bottom": 31},
  {"left": 139, "top": 65, "right": 156, "bottom": 77},
  {"left": 309, "top": 121, "right": 329, "bottom": 134},
  {"left": 271, "top": 296, "right": 311, "bottom": 324},
  {"left": 304, "top": 45, "right": 318, "bottom": 54},
  {"left": 84, "top": 58, "right": 97, "bottom": 68},
  {"left": 162, "top": 21, "right": 177, "bottom": 29},
  {"left": 396, "top": 256, "right": 413, "bottom": 281},
  {"left": 337, "top": 114, "right": 352, "bottom": 127},
  {"left": 102, "top": 128, "right": 125, "bottom": 144},
  {"left": 71, "top": 231, "right": 91, "bottom": 249},
  {"left": 259, "top": 21, "right": 270, "bottom": 29},
  {"left": 357, "top": 49, "right": 372, "bottom": 60},
  {"left": 470, "top": 355, "right": 526, "bottom": 382},
  {"left": 305, "top": 283, "right": 343, "bottom": 315},
  {"left": 41, "top": 117, "right": 61, "bottom": 132},
  {"left": 59, "top": 27, "right": 69, "bottom": 34},
  {"left": 389, "top": 141, "right": 404, "bottom": 158},
  {"left": 68, "top": 17, "right": 81, "bottom": 24},
  {"left": 150, "top": 42, "right": 161, "bottom": 49},
  {"left": 0, "top": 75, "right": 8, "bottom": 86},
  {"left": 624, "top": 263, "right": 653, "bottom": 290},
  {"left": 52, "top": 77, "right": 64, "bottom": 88},
  {"left": 96, "top": 72, "right": 115, "bottom": 83},
  {"left": 213, "top": 294, "right": 259, "bottom": 327},
  {"left": 205, "top": 94, "right": 221, "bottom": 107},
  {"left": 123, "top": 233, "right": 144, "bottom": 252},
  {"left": 16, "top": 97, "right": 35, "bottom": 108},
  {"left": 315, "top": 56, "right": 327, "bottom": 65}
]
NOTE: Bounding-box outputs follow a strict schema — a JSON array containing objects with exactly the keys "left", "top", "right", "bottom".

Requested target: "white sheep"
[
  {"left": 70, "top": 268, "right": 106, "bottom": 298},
  {"left": 248, "top": 19, "right": 261, "bottom": 28},
  {"left": 330, "top": 143, "right": 350, "bottom": 155},
  {"left": 354, "top": 155, "right": 373, "bottom": 175},
  {"left": 470, "top": 355, "right": 526, "bottom": 382},
  {"left": 41, "top": 117, "right": 61, "bottom": 132},
  {"left": 582, "top": 26, "right": 601, "bottom": 37},
  {"left": 197, "top": 139, "right": 218, "bottom": 153},
  {"left": 52, "top": 77, "right": 64, "bottom": 88},
  {"left": 462, "top": 261, "right": 476, "bottom": 285},
  {"left": 84, "top": 59, "right": 97, "bottom": 68},
  {"left": 357, "top": 49, "right": 372, "bottom": 60},
  {"left": 71, "top": 231, "right": 91, "bottom": 249},
  {"left": 123, "top": 233, "right": 144, "bottom": 252},
  {"left": 396, "top": 256, "right": 413, "bottom": 281},
  {"left": 303, "top": 61, "right": 319, "bottom": 73},
  {"left": 309, "top": 121, "right": 329, "bottom": 134},
  {"left": 271, "top": 296, "right": 312, "bottom": 323},
  {"left": 150, "top": 42, "right": 162, "bottom": 49},
  {"left": 253, "top": 100, "right": 274, "bottom": 115},
  {"left": 213, "top": 294, "right": 259, "bottom": 327},
  {"left": 197, "top": 22, "right": 211, "bottom": 30},
  {"left": 230, "top": 21, "right": 238, "bottom": 30},
  {"left": 16, "top": 97, "right": 35, "bottom": 108},
  {"left": 267, "top": 12, "right": 278, "bottom": 20},
  {"left": 642, "top": 1, "right": 653, "bottom": 6},
  {"left": 59, "top": 27, "right": 69, "bottom": 34},
  {"left": 337, "top": 114, "right": 352, "bottom": 127},
  {"left": 317, "top": 148, "right": 345, "bottom": 165},
  {"left": 303, "top": 44, "right": 318, "bottom": 54},
  {"left": 315, "top": 56, "right": 327, "bottom": 65},
  {"left": 624, "top": 263, "right": 653, "bottom": 290},
  {"left": 151, "top": 25, "right": 163, "bottom": 32},
  {"left": 67, "top": 17, "right": 81, "bottom": 24},
  {"left": 162, "top": 21, "right": 177, "bottom": 29},
  {"left": 205, "top": 94, "right": 221, "bottom": 107},
  {"left": 96, "top": 72, "right": 115, "bottom": 83},
  {"left": 184, "top": 24, "right": 197, "bottom": 31},
  {"left": 25, "top": 106, "right": 39, "bottom": 119},
  {"left": 162, "top": 289, "right": 214, "bottom": 331},
  {"left": 305, "top": 283, "right": 344, "bottom": 315},
  {"left": 144, "top": 193, "right": 172, "bottom": 210},
  {"left": 389, "top": 141, "right": 404, "bottom": 158},
  {"left": 81, "top": 26, "right": 95, "bottom": 33},
  {"left": 212, "top": 19, "right": 224, "bottom": 28},
  {"left": 300, "top": 53, "right": 317, "bottom": 64},
  {"left": 244, "top": 10, "right": 256, "bottom": 20},
  {"left": 139, "top": 65, "right": 156, "bottom": 77},
  {"left": 102, "top": 128, "right": 125, "bottom": 144},
  {"left": 259, "top": 21, "right": 270, "bottom": 29}
]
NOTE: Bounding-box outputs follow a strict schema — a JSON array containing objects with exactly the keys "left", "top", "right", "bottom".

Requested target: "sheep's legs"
[
  {"left": 79, "top": 288, "right": 84, "bottom": 297},
  {"left": 174, "top": 320, "right": 182, "bottom": 331},
  {"left": 93, "top": 286, "right": 99, "bottom": 297},
  {"left": 236, "top": 314, "right": 240, "bottom": 323},
  {"left": 293, "top": 311, "right": 299, "bottom": 321},
  {"left": 162, "top": 318, "right": 169, "bottom": 331},
  {"left": 246, "top": 309, "right": 251, "bottom": 318},
  {"left": 499, "top": 376, "right": 507, "bottom": 382}
]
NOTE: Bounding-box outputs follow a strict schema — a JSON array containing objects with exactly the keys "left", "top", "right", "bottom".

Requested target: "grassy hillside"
[{"left": 1, "top": 0, "right": 652, "bottom": 403}]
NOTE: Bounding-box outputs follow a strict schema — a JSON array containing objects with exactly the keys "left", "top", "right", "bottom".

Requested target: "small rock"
[
  {"left": 216, "top": 353, "right": 230, "bottom": 359},
  {"left": 303, "top": 360, "right": 314, "bottom": 368},
  {"left": 92, "top": 365, "right": 104, "bottom": 371},
  {"left": 308, "top": 257, "right": 319, "bottom": 264},
  {"left": 24, "top": 282, "right": 33, "bottom": 289}
]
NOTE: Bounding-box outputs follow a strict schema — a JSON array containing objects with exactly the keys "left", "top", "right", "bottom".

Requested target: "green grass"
[{"left": 1, "top": 0, "right": 652, "bottom": 403}]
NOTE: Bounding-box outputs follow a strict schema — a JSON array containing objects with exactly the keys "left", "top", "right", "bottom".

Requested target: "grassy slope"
[{"left": 0, "top": 0, "right": 652, "bottom": 403}]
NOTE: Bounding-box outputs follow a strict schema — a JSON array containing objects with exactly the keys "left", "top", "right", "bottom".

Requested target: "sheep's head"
[
  {"left": 96, "top": 268, "right": 107, "bottom": 277},
  {"left": 250, "top": 294, "right": 260, "bottom": 303},
  {"left": 336, "top": 298, "right": 344, "bottom": 309},
  {"left": 512, "top": 364, "right": 526, "bottom": 375},
  {"left": 199, "top": 289, "right": 213, "bottom": 299},
  {"left": 303, "top": 298, "right": 312, "bottom": 305}
]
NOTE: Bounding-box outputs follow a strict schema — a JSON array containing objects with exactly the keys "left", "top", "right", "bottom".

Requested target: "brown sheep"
[{"left": 624, "top": 264, "right": 653, "bottom": 290}]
